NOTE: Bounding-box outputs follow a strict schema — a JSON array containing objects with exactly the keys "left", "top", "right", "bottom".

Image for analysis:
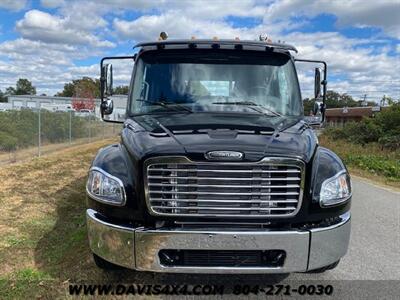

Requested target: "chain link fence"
[{"left": 0, "top": 108, "right": 120, "bottom": 165}]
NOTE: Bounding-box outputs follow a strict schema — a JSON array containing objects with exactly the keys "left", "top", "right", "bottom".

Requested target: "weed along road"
[{"left": 0, "top": 142, "right": 399, "bottom": 298}]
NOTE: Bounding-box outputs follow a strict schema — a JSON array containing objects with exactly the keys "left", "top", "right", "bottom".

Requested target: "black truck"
[{"left": 86, "top": 36, "right": 352, "bottom": 274}]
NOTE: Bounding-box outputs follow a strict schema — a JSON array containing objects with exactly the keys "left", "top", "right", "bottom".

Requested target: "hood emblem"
[{"left": 205, "top": 151, "right": 244, "bottom": 161}]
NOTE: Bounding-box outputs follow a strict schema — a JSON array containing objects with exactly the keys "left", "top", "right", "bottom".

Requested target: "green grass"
[
  {"left": 0, "top": 139, "right": 117, "bottom": 299},
  {"left": 4, "top": 235, "right": 37, "bottom": 248},
  {"left": 0, "top": 110, "right": 113, "bottom": 152},
  {"left": 0, "top": 268, "right": 54, "bottom": 300},
  {"left": 319, "top": 135, "right": 400, "bottom": 185}
]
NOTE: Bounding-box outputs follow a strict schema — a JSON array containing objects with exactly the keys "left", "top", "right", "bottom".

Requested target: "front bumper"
[{"left": 86, "top": 209, "right": 351, "bottom": 273}]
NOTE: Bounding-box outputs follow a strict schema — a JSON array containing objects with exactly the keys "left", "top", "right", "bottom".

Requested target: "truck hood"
[{"left": 122, "top": 113, "right": 317, "bottom": 163}]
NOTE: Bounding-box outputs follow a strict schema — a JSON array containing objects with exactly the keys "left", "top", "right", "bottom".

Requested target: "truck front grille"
[{"left": 144, "top": 156, "right": 304, "bottom": 218}]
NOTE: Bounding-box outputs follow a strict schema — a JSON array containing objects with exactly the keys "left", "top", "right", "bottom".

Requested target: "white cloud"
[
  {"left": 96, "top": 0, "right": 268, "bottom": 19},
  {"left": 267, "top": 0, "right": 400, "bottom": 39},
  {"left": 0, "top": 38, "right": 106, "bottom": 95},
  {"left": 113, "top": 13, "right": 253, "bottom": 41},
  {"left": 16, "top": 10, "right": 114, "bottom": 47},
  {"left": 289, "top": 30, "right": 399, "bottom": 100},
  {"left": 58, "top": 1, "right": 108, "bottom": 31},
  {"left": 0, "top": 0, "right": 27, "bottom": 11},
  {"left": 0, "top": 0, "right": 398, "bottom": 100},
  {"left": 40, "top": 0, "right": 65, "bottom": 8}
]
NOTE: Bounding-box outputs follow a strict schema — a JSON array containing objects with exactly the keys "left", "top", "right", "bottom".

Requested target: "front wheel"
[
  {"left": 305, "top": 260, "right": 340, "bottom": 273},
  {"left": 92, "top": 253, "right": 123, "bottom": 270}
]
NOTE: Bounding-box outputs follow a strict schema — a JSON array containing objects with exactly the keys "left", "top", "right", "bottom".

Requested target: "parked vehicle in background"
[
  {"left": 75, "top": 109, "right": 94, "bottom": 117},
  {"left": 85, "top": 34, "right": 352, "bottom": 274},
  {"left": 41, "top": 103, "right": 74, "bottom": 112}
]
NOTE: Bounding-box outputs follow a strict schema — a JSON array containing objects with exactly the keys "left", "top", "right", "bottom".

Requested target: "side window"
[{"left": 139, "top": 65, "right": 148, "bottom": 100}]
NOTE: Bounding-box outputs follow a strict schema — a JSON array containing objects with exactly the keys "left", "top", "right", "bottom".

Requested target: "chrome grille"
[{"left": 144, "top": 157, "right": 304, "bottom": 218}]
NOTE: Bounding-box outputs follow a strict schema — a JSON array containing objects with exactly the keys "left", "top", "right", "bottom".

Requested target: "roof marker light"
[
  {"left": 159, "top": 32, "right": 168, "bottom": 41},
  {"left": 259, "top": 33, "right": 272, "bottom": 43}
]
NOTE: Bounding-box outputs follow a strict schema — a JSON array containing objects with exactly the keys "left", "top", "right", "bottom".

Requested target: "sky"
[{"left": 0, "top": 0, "right": 399, "bottom": 102}]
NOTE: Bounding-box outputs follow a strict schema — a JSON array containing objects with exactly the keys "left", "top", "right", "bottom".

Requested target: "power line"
[{"left": 301, "top": 89, "right": 400, "bottom": 92}]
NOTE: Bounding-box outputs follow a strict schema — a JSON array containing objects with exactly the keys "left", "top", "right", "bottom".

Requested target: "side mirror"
[
  {"left": 314, "top": 68, "right": 321, "bottom": 99},
  {"left": 305, "top": 101, "right": 324, "bottom": 125},
  {"left": 99, "top": 55, "right": 135, "bottom": 123},
  {"left": 101, "top": 99, "right": 114, "bottom": 116},
  {"left": 102, "top": 63, "right": 113, "bottom": 96}
]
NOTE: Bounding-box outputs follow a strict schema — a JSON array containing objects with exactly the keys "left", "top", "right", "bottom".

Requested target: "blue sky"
[{"left": 0, "top": 0, "right": 398, "bottom": 101}]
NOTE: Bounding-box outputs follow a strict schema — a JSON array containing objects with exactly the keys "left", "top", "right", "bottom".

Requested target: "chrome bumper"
[{"left": 86, "top": 209, "right": 351, "bottom": 273}]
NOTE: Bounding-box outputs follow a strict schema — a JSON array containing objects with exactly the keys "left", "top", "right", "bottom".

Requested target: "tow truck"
[{"left": 85, "top": 33, "right": 351, "bottom": 273}]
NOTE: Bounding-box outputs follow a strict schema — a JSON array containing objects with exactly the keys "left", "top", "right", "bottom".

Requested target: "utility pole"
[
  {"left": 380, "top": 95, "right": 386, "bottom": 107},
  {"left": 89, "top": 111, "right": 92, "bottom": 142}
]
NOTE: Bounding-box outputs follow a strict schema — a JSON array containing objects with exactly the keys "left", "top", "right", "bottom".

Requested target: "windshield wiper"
[
  {"left": 136, "top": 99, "right": 192, "bottom": 113},
  {"left": 212, "top": 101, "right": 282, "bottom": 117}
]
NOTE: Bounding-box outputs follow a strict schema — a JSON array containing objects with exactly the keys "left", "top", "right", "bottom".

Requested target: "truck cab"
[{"left": 85, "top": 36, "right": 351, "bottom": 273}]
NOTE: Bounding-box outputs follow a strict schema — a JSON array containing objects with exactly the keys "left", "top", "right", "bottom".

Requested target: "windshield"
[{"left": 129, "top": 50, "right": 302, "bottom": 117}]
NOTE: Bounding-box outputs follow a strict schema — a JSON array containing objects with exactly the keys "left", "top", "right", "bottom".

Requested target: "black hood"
[{"left": 121, "top": 112, "right": 317, "bottom": 163}]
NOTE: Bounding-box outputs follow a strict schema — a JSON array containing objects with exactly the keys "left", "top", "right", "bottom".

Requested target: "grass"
[
  {"left": 0, "top": 134, "right": 118, "bottom": 166},
  {"left": 0, "top": 137, "right": 184, "bottom": 299},
  {"left": 319, "top": 134, "right": 400, "bottom": 188},
  {"left": 0, "top": 268, "right": 55, "bottom": 299},
  {"left": 0, "top": 139, "right": 118, "bottom": 299}
]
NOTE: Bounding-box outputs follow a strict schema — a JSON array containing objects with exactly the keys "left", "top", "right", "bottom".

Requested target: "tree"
[
  {"left": 0, "top": 90, "right": 7, "bottom": 102},
  {"left": 303, "top": 90, "right": 365, "bottom": 114},
  {"left": 114, "top": 85, "right": 129, "bottom": 95},
  {"left": 71, "top": 78, "right": 97, "bottom": 111},
  {"left": 303, "top": 98, "right": 314, "bottom": 115},
  {"left": 5, "top": 86, "right": 16, "bottom": 95},
  {"left": 15, "top": 78, "right": 36, "bottom": 95},
  {"left": 56, "top": 82, "right": 75, "bottom": 97},
  {"left": 381, "top": 96, "right": 398, "bottom": 106},
  {"left": 324, "top": 90, "right": 359, "bottom": 108},
  {"left": 56, "top": 77, "right": 100, "bottom": 98},
  {"left": 72, "top": 97, "right": 95, "bottom": 111},
  {"left": 3, "top": 79, "right": 36, "bottom": 97}
]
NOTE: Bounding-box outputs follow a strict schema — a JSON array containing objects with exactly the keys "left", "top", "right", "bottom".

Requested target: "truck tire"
[
  {"left": 306, "top": 260, "right": 340, "bottom": 273},
  {"left": 92, "top": 253, "right": 123, "bottom": 270}
]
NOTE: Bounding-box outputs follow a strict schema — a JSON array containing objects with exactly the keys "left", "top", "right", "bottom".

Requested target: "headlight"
[
  {"left": 86, "top": 167, "right": 126, "bottom": 206},
  {"left": 320, "top": 170, "right": 351, "bottom": 207}
]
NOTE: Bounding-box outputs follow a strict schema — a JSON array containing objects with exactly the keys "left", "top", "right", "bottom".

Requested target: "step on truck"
[{"left": 85, "top": 33, "right": 351, "bottom": 273}]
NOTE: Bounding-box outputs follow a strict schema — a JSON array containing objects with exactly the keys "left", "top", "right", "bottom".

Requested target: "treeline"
[
  {"left": 56, "top": 77, "right": 128, "bottom": 97},
  {"left": 303, "top": 90, "right": 398, "bottom": 114},
  {"left": 0, "top": 78, "right": 37, "bottom": 102},
  {"left": 0, "top": 110, "right": 98, "bottom": 151},
  {"left": 324, "top": 103, "right": 400, "bottom": 150},
  {"left": 1, "top": 77, "right": 129, "bottom": 103}
]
